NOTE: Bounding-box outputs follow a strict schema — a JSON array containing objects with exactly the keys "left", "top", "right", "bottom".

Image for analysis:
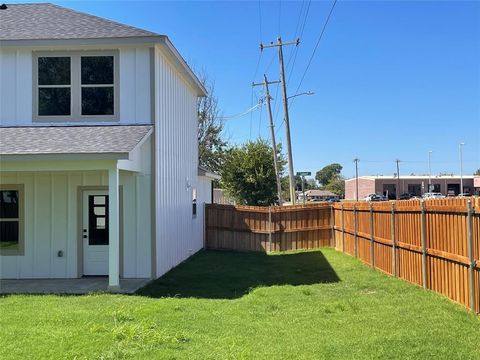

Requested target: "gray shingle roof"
[
  {"left": 0, "top": 125, "right": 152, "bottom": 155},
  {"left": 0, "top": 3, "right": 161, "bottom": 41}
]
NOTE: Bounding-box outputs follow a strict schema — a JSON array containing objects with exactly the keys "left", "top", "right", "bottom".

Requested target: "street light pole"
[
  {"left": 428, "top": 151, "right": 432, "bottom": 192},
  {"left": 459, "top": 142, "right": 465, "bottom": 195}
]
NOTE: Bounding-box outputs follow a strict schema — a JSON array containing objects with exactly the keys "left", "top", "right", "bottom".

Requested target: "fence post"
[
  {"left": 341, "top": 203, "right": 345, "bottom": 253},
  {"left": 353, "top": 203, "right": 358, "bottom": 258},
  {"left": 467, "top": 200, "right": 475, "bottom": 311},
  {"left": 370, "top": 203, "right": 375, "bottom": 268},
  {"left": 330, "top": 205, "right": 335, "bottom": 248},
  {"left": 391, "top": 202, "right": 397, "bottom": 277},
  {"left": 268, "top": 206, "right": 272, "bottom": 253},
  {"left": 421, "top": 200, "right": 427, "bottom": 289}
]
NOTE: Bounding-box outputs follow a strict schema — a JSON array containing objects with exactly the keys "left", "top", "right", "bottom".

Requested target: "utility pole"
[
  {"left": 395, "top": 159, "right": 401, "bottom": 200},
  {"left": 261, "top": 37, "right": 300, "bottom": 204},
  {"left": 428, "top": 151, "right": 432, "bottom": 193},
  {"left": 459, "top": 142, "right": 465, "bottom": 195},
  {"left": 253, "top": 74, "right": 283, "bottom": 205},
  {"left": 354, "top": 158, "right": 360, "bottom": 201}
]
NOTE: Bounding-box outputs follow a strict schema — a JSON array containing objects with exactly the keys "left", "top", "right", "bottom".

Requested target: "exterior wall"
[
  {"left": 0, "top": 46, "right": 152, "bottom": 126},
  {"left": 345, "top": 176, "right": 476, "bottom": 200},
  {"left": 153, "top": 45, "right": 206, "bottom": 277},
  {"left": 345, "top": 178, "right": 375, "bottom": 200},
  {"left": 0, "top": 156, "right": 152, "bottom": 279},
  {"left": 374, "top": 178, "right": 475, "bottom": 196}
]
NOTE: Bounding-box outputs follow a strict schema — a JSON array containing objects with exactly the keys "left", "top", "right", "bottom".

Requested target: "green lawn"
[{"left": 1, "top": 249, "right": 479, "bottom": 359}]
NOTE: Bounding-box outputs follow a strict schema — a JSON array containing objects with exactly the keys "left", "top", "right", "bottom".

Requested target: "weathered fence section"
[
  {"left": 333, "top": 198, "right": 480, "bottom": 313},
  {"left": 205, "top": 203, "right": 333, "bottom": 252}
]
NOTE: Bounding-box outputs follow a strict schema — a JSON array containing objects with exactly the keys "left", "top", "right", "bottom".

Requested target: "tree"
[
  {"left": 315, "top": 163, "right": 343, "bottom": 186},
  {"left": 475, "top": 169, "right": 480, "bottom": 176},
  {"left": 197, "top": 74, "right": 227, "bottom": 173},
  {"left": 325, "top": 176, "right": 345, "bottom": 198},
  {"left": 221, "top": 139, "right": 284, "bottom": 206}
]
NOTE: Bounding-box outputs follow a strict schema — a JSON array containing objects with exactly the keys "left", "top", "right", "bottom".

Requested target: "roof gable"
[{"left": 0, "top": 3, "right": 161, "bottom": 41}]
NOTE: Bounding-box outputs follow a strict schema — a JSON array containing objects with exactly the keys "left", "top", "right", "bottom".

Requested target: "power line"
[
  {"left": 258, "top": 0, "right": 263, "bottom": 43},
  {"left": 278, "top": 0, "right": 282, "bottom": 36},
  {"left": 219, "top": 102, "right": 263, "bottom": 120},
  {"left": 286, "top": 0, "right": 311, "bottom": 86},
  {"left": 290, "top": 0, "right": 338, "bottom": 108}
]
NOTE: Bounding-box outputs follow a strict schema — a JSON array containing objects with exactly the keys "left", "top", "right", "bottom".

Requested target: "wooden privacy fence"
[
  {"left": 333, "top": 198, "right": 480, "bottom": 313},
  {"left": 205, "top": 203, "right": 333, "bottom": 252}
]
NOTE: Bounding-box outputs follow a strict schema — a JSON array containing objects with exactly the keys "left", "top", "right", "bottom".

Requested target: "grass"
[{"left": 0, "top": 249, "right": 479, "bottom": 359}]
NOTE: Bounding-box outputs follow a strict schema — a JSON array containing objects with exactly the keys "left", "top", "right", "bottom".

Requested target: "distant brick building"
[{"left": 345, "top": 175, "right": 477, "bottom": 200}]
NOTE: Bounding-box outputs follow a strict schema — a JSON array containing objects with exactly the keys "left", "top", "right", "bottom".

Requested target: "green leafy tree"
[
  {"left": 221, "top": 139, "right": 284, "bottom": 206},
  {"left": 474, "top": 169, "right": 480, "bottom": 176},
  {"left": 315, "top": 163, "right": 343, "bottom": 186},
  {"left": 325, "top": 177, "right": 345, "bottom": 198},
  {"left": 197, "top": 74, "right": 227, "bottom": 173}
]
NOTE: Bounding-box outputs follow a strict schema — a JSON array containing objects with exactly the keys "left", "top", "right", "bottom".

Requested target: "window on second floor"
[{"left": 33, "top": 51, "right": 118, "bottom": 121}]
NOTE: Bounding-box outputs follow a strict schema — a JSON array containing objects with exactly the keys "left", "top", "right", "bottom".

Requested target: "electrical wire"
[
  {"left": 219, "top": 102, "right": 264, "bottom": 120},
  {"left": 290, "top": 0, "right": 337, "bottom": 109}
]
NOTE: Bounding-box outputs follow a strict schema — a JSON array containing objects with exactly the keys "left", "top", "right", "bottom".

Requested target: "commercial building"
[{"left": 345, "top": 175, "right": 478, "bottom": 200}]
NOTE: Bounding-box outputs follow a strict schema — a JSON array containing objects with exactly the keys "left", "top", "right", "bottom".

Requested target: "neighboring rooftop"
[
  {"left": 304, "top": 190, "right": 338, "bottom": 197},
  {"left": 0, "top": 125, "right": 152, "bottom": 155},
  {"left": 0, "top": 3, "right": 161, "bottom": 41}
]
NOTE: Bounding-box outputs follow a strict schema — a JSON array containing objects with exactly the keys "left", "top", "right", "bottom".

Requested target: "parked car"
[
  {"left": 423, "top": 192, "right": 445, "bottom": 199},
  {"left": 326, "top": 197, "right": 340, "bottom": 203},
  {"left": 364, "top": 194, "right": 377, "bottom": 201},
  {"left": 365, "top": 194, "right": 387, "bottom": 202},
  {"left": 399, "top": 193, "right": 414, "bottom": 200}
]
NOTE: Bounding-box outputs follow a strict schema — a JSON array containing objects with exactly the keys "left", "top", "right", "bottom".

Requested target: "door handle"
[{"left": 83, "top": 235, "right": 88, "bottom": 239}]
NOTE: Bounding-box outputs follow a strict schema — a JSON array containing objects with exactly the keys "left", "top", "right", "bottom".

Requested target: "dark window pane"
[
  {"left": 0, "top": 221, "right": 19, "bottom": 249},
  {"left": 81, "top": 56, "right": 114, "bottom": 85},
  {"left": 38, "top": 57, "right": 70, "bottom": 85},
  {"left": 82, "top": 87, "right": 114, "bottom": 115},
  {"left": 88, "top": 195, "right": 109, "bottom": 246},
  {"left": 39, "top": 88, "right": 71, "bottom": 116},
  {"left": 0, "top": 191, "right": 19, "bottom": 218}
]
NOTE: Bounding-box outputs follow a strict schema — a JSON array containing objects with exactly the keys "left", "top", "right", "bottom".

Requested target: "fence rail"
[
  {"left": 204, "top": 198, "right": 479, "bottom": 314},
  {"left": 333, "top": 197, "right": 480, "bottom": 314}
]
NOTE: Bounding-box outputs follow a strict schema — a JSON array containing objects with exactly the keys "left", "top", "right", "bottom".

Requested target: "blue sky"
[{"left": 15, "top": 0, "right": 479, "bottom": 179}]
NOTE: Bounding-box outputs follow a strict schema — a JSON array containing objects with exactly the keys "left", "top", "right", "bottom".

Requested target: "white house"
[{"left": 0, "top": 3, "right": 218, "bottom": 291}]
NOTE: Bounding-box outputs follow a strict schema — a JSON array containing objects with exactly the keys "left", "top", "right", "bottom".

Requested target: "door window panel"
[{"left": 88, "top": 195, "right": 109, "bottom": 246}]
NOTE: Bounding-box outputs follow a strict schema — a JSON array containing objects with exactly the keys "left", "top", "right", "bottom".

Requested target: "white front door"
[{"left": 83, "top": 191, "right": 109, "bottom": 276}]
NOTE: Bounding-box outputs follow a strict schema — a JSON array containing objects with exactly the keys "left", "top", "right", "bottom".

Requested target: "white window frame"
[
  {"left": 0, "top": 185, "right": 25, "bottom": 256},
  {"left": 33, "top": 50, "right": 119, "bottom": 122}
]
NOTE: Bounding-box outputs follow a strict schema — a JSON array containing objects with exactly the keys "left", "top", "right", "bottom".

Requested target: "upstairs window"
[
  {"left": 34, "top": 51, "right": 118, "bottom": 121},
  {"left": 81, "top": 56, "right": 114, "bottom": 116},
  {"left": 38, "top": 57, "right": 71, "bottom": 116}
]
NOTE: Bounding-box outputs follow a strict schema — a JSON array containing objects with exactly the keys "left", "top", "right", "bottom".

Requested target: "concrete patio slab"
[{"left": 0, "top": 278, "right": 151, "bottom": 295}]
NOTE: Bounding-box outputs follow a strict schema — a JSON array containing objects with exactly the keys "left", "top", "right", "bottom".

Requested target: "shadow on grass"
[{"left": 136, "top": 250, "right": 339, "bottom": 299}]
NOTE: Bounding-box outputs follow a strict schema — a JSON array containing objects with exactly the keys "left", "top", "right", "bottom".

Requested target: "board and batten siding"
[
  {"left": 0, "top": 47, "right": 152, "bottom": 125},
  {"left": 0, "top": 170, "right": 151, "bottom": 279},
  {"left": 153, "top": 45, "right": 206, "bottom": 277}
]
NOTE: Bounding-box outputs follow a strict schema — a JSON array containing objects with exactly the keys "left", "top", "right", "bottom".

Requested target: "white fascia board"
[
  {"left": 198, "top": 168, "right": 221, "bottom": 180},
  {"left": 0, "top": 36, "right": 164, "bottom": 48},
  {"left": 0, "top": 159, "right": 117, "bottom": 172},
  {"left": 0, "top": 153, "right": 129, "bottom": 162},
  {"left": 157, "top": 39, "right": 207, "bottom": 97}
]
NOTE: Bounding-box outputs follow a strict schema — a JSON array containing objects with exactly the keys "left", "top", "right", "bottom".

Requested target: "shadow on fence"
[{"left": 137, "top": 250, "right": 340, "bottom": 299}]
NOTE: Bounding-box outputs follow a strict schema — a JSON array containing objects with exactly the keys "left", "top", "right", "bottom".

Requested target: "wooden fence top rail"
[{"left": 206, "top": 203, "right": 332, "bottom": 212}]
